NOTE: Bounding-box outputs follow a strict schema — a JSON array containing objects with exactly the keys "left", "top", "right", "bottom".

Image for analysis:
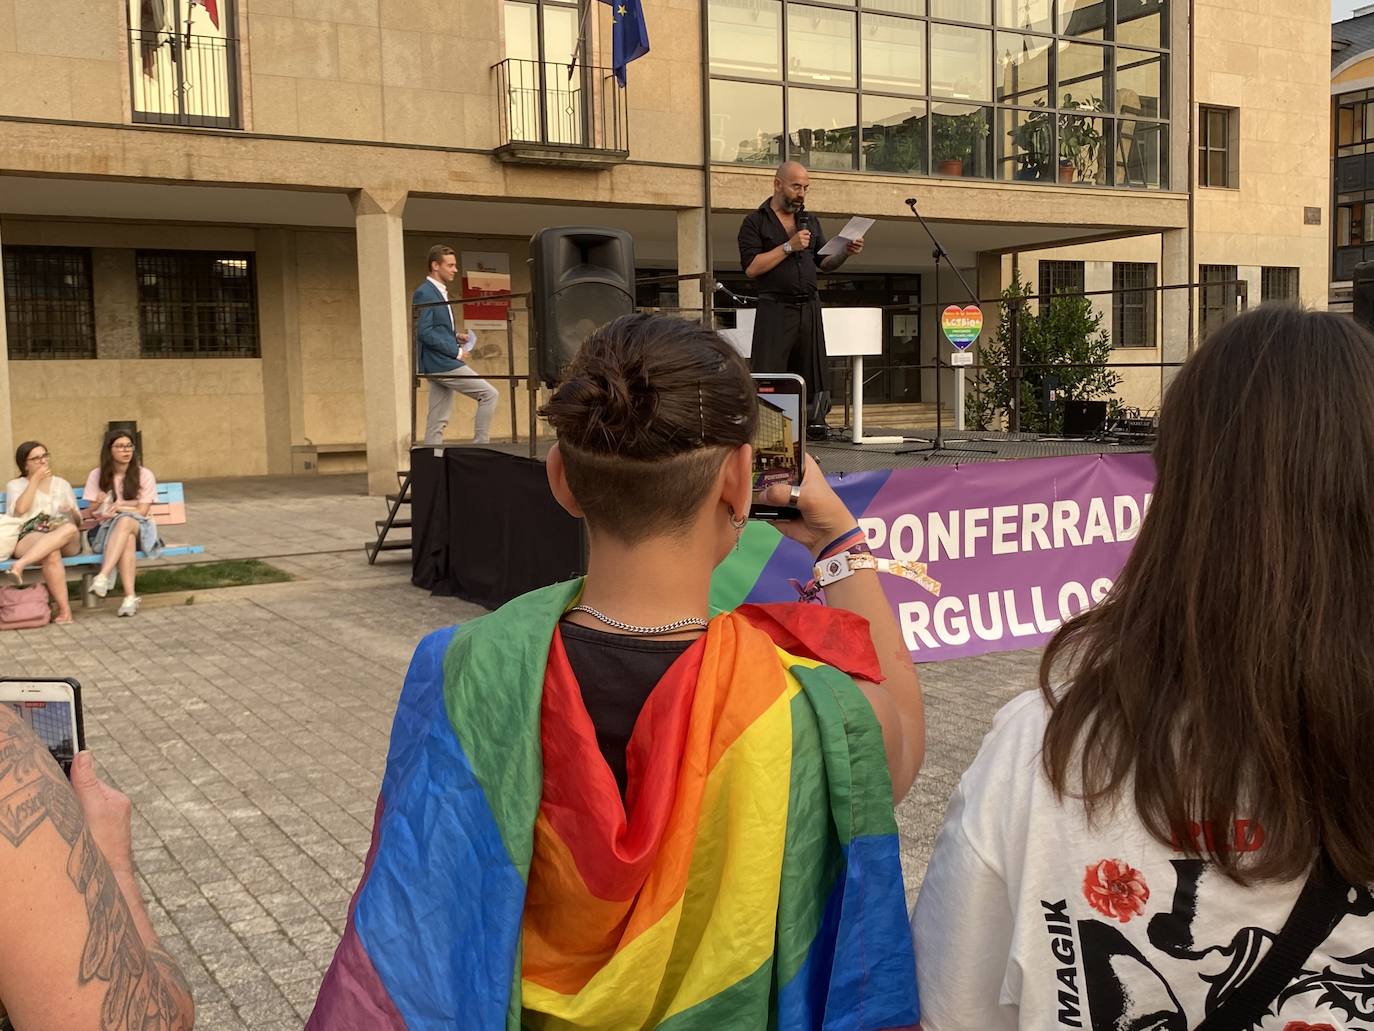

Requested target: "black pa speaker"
[
  {"left": 1354, "top": 261, "right": 1374, "bottom": 333},
  {"left": 1063, "top": 399, "right": 1108, "bottom": 437},
  {"left": 530, "top": 227, "right": 635, "bottom": 386}
]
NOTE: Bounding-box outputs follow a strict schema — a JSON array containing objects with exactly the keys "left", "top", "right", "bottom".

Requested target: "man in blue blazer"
[{"left": 414, "top": 244, "right": 498, "bottom": 445}]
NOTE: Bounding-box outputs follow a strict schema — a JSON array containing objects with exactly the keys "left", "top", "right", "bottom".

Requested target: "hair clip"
[{"left": 698, "top": 383, "right": 707, "bottom": 443}]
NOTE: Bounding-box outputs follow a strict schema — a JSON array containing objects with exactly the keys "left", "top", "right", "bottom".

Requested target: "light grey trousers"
[{"left": 423, "top": 367, "right": 498, "bottom": 445}]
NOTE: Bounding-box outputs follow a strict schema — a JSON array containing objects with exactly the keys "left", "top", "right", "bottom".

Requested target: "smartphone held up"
[
  {"left": 749, "top": 374, "right": 806, "bottom": 521},
  {"left": 0, "top": 678, "right": 85, "bottom": 777}
]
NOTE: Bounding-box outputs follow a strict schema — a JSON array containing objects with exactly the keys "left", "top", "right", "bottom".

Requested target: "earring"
[{"left": 728, "top": 509, "right": 747, "bottom": 531}]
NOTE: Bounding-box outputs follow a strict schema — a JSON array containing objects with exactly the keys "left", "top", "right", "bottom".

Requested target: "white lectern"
[{"left": 719, "top": 307, "right": 900, "bottom": 446}]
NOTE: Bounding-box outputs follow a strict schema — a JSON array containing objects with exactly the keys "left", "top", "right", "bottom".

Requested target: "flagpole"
[{"left": 567, "top": 0, "right": 594, "bottom": 79}]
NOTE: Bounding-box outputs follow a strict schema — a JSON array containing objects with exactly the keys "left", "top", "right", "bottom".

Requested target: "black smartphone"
[
  {"left": 749, "top": 373, "right": 807, "bottom": 521},
  {"left": 0, "top": 678, "right": 85, "bottom": 778}
]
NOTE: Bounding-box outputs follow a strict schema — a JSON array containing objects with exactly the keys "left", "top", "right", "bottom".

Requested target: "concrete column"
[
  {"left": 0, "top": 221, "right": 12, "bottom": 468},
  {"left": 91, "top": 250, "right": 140, "bottom": 359},
  {"left": 352, "top": 187, "right": 412, "bottom": 496},
  {"left": 1160, "top": 228, "right": 1190, "bottom": 396},
  {"left": 676, "top": 207, "right": 707, "bottom": 320},
  {"left": 257, "top": 229, "right": 305, "bottom": 475}
]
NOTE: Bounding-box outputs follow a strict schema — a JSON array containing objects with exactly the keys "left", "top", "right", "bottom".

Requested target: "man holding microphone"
[{"left": 738, "top": 161, "right": 864, "bottom": 439}]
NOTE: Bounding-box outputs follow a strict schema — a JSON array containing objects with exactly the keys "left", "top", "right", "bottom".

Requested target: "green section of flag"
[
  {"left": 441, "top": 579, "right": 581, "bottom": 875},
  {"left": 774, "top": 689, "right": 845, "bottom": 988},
  {"left": 708, "top": 521, "right": 782, "bottom": 614},
  {"left": 653, "top": 959, "right": 773, "bottom": 1031}
]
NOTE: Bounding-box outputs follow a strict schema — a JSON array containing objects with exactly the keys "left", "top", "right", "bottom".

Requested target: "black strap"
[{"left": 1193, "top": 852, "right": 1352, "bottom": 1030}]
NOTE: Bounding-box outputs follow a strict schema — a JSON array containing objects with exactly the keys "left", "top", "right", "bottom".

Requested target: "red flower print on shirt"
[
  {"left": 1281, "top": 1023, "right": 1337, "bottom": 1031},
  {"left": 1083, "top": 858, "right": 1150, "bottom": 923}
]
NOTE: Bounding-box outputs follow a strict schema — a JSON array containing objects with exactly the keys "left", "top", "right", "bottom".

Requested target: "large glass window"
[
  {"left": 1198, "top": 105, "right": 1237, "bottom": 188},
  {"left": 502, "top": 0, "right": 586, "bottom": 146},
  {"left": 863, "top": 96, "right": 928, "bottom": 174},
  {"left": 787, "top": 5, "right": 855, "bottom": 87},
  {"left": 997, "top": 0, "right": 1051, "bottom": 32},
  {"left": 996, "top": 32, "right": 1050, "bottom": 107},
  {"left": 1334, "top": 88, "right": 1374, "bottom": 281},
  {"left": 862, "top": 14, "right": 925, "bottom": 95},
  {"left": 136, "top": 252, "right": 259, "bottom": 358},
  {"left": 1, "top": 247, "right": 97, "bottom": 360},
  {"left": 127, "top": 0, "right": 239, "bottom": 128},
  {"left": 1198, "top": 264, "right": 1238, "bottom": 341},
  {"left": 1112, "top": 262, "right": 1156, "bottom": 348},
  {"left": 931, "top": 24, "right": 992, "bottom": 101},
  {"left": 789, "top": 88, "right": 858, "bottom": 170},
  {"left": 1039, "top": 259, "right": 1085, "bottom": 299},
  {"left": 1261, "top": 266, "right": 1299, "bottom": 303},
  {"left": 710, "top": 80, "right": 784, "bottom": 164},
  {"left": 707, "top": 0, "right": 1170, "bottom": 188},
  {"left": 710, "top": 0, "right": 782, "bottom": 78}
]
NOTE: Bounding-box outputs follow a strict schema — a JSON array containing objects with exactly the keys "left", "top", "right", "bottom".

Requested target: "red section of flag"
[{"left": 201, "top": 0, "right": 220, "bottom": 28}]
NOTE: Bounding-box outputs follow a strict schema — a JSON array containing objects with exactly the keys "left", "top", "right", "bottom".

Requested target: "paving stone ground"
[{"left": 0, "top": 472, "right": 1040, "bottom": 1029}]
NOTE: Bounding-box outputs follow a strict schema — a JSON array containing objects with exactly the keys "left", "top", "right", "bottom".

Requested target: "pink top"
[{"left": 83, "top": 466, "right": 156, "bottom": 511}]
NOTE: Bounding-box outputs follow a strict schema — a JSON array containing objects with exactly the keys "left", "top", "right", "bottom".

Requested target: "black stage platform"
[{"left": 412, "top": 431, "right": 1153, "bottom": 609}]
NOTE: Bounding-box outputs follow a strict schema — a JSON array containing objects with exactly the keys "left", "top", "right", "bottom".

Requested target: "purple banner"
[{"left": 845, "top": 453, "right": 1155, "bottom": 662}]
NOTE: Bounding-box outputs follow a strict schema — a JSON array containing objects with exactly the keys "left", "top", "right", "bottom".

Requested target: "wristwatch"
[{"left": 782, "top": 241, "right": 794, "bottom": 255}]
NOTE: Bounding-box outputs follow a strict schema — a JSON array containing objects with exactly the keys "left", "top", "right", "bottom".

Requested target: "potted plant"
[
  {"left": 864, "top": 123, "right": 926, "bottom": 175},
  {"left": 1007, "top": 105, "right": 1053, "bottom": 181},
  {"left": 1057, "top": 94, "right": 1104, "bottom": 183},
  {"left": 932, "top": 112, "right": 989, "bottom": 177}
]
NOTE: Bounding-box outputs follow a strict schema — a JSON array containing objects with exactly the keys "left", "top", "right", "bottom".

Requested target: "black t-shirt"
[
  {"left": 738, "top": 198, "right": 827, "bottom": 297},
  {"left": 559, "top": 622, "right": 695, "bottom": 800}
]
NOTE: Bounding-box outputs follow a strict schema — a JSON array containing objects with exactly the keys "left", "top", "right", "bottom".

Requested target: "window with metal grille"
[
  {"left": 1, "top": 247, "right": 97, "bottom": 360},
  {"left": 1198, "top": 105, "right": 1238, "bottom": 188},
  {"left": 1199, "top": 264, "right": 1238, "bottom": 340},
  {"left": 1038, "top": 260, "right": 1085, "bottom": 301},
  {"left": 1261, "top": 266, "right": 1299, "bottom": 303},
  {"left": 136, "top": 251, "right": 259, "bottom": 357},
  {"left": 1112, "top": 262, "right": 1156, "bottom": 348}
]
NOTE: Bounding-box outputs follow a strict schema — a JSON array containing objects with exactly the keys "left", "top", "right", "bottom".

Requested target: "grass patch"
[{"left": 67, "top": 559, "right": 292, "bottom": 598}]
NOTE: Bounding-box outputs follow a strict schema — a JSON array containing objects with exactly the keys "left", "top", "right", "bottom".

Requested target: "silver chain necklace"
[{"left": 567, "top": 604, "right": 709, "bottom": 637}]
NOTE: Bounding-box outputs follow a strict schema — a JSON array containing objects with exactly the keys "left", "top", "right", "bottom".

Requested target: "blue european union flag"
[{"left": 600, "top": 0, "right": 650, "bottom": 86}]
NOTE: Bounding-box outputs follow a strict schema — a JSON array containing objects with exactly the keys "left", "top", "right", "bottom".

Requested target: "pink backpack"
[{"left": 0, "top": 583, "right": 51, "bottom": 630}]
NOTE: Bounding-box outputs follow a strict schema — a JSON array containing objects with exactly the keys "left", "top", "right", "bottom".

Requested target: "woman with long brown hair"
[
  {"left": 82, "top": 429, "right": 161, "bottom": 617},
  {"left": 913, "top": 305, "right": 1374, "bottom": 1030}
]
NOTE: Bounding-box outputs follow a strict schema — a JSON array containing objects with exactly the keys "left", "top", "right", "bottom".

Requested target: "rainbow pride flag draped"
[{"left": 307, "top": 578, "right": 919, "bottom": 1030}]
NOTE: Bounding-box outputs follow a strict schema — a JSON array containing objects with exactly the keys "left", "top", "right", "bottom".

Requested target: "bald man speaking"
[{"left": 738, "top": 161, "right": 864, "bottom": 439}]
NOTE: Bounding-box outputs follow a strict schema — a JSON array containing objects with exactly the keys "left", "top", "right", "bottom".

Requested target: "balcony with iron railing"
[
  {"left": 128, "top": 28, "right": 241, "bottom": 129},
  {"left": 493, "top": 58, "right": 629, "bottom": 168}
]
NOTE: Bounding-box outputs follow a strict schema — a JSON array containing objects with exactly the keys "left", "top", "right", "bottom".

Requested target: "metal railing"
[
  {"left": 128, "top": 29, "right": 240, "bottom": 129},
  {"left": 493, "top": 58, "right": 628, "bottom": 154}
]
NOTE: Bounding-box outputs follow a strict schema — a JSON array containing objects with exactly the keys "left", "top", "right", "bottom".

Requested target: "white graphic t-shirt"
[{"left": 911, "top": 691, "right": 1374, "bottom": 1031}]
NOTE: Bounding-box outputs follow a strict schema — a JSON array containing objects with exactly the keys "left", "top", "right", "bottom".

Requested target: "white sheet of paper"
[
  {"left": 461, "top": 330, "right": 477, "bottom": 353},
  {"left": 817, "top": 216, "right": 875, "bottom": 256}
]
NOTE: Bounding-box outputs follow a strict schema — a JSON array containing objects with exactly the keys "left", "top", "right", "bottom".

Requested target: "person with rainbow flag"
[{"left": 308, "top": 313, "right": 924, "bottom": 1030}]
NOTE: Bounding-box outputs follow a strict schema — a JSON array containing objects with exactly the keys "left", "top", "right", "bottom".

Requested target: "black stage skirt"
[{"left": 749, "top": 292, "right": 831, "bottom": 425}]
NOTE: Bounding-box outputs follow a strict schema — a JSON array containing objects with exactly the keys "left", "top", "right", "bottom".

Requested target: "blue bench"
[{"left": 2, "top": 482, "right": 204, "bottom": 604}]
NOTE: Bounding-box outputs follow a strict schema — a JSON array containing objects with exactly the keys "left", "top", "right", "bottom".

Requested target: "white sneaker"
[
  {"left": 117, "top": 596, "right": 140, "bottom": 617},
  {"left": 89, "top": 573, "right": 112, "bottom": 598}
]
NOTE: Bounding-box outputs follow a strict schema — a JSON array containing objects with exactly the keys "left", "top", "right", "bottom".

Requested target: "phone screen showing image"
[
  {"left": 5, "top": 700, "right": 77, "bottom": 772},
  {"left": 750, "top": 374, "right": 806, "bottom": 520}
]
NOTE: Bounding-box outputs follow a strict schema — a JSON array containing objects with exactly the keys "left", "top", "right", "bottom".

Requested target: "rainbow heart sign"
[{"left": 941, "top": 304, "right": 983, "bottom": 350}]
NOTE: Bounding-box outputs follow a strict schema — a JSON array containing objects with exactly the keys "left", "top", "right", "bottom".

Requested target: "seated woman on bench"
[
  {"left": 82, "top": 429, "right": 162, "bottom": 618},
  {"left": 4, "top": 440, "right": 81, "bottom": 624}
]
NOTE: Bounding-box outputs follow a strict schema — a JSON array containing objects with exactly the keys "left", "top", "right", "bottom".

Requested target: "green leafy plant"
[
  {"left": 864, "top": 125, "right": 926, "bottom": 174},
  {"left": 1058, "top": 94, "right": 1104, "bottom": 181},
  {"left": 969, "top": 271, "right": 1122, "bottom": 433},
  {"left": 932, "top": 112, "right": 990, "bottom": 164}
]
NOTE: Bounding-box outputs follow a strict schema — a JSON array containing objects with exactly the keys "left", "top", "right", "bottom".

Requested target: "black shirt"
[
  {"left": 559, "top": 621, "right": 695, "bottom": 800},
  {"left": 738, "top": 197, "right": 828, "bottom": 298}
]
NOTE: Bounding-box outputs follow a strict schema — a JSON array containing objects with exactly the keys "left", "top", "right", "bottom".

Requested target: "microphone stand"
[{"left": 895, "top": 197, "right": 994, "bottom": 459}]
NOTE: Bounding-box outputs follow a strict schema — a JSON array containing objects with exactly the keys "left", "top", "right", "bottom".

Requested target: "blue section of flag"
[{"left": 599, "top": 0, "right": 650, "bottom": 86}]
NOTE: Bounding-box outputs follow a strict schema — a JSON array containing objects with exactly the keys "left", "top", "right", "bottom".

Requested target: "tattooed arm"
[{"left": 0, "top": 709, "right": 194, "bottom": 1030}]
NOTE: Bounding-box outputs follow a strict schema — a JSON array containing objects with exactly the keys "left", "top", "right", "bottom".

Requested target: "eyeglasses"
[
  {"left": 111, "top": 443, "right": 135, "bottom": 451},
  {"left": 26, "top": 452, "right": 50, "bottom": 463}
]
